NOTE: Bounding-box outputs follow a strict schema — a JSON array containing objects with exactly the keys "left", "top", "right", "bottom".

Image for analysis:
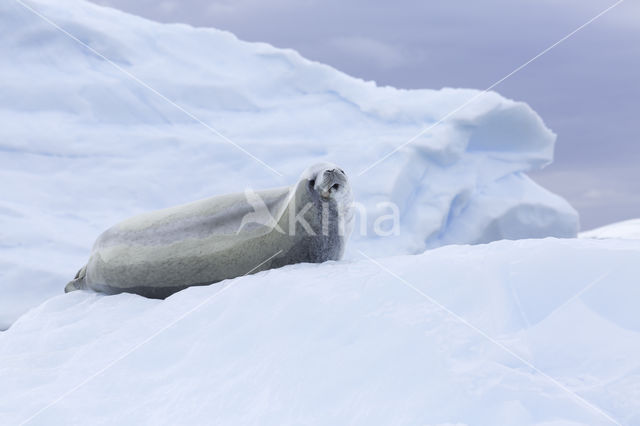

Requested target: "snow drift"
[
  {"left": 0, "top": 0, "right": 577, "bottom": 326},
  {"left": 0, "top": 2, "right": 637, "bottom": 424},
  {"left": 2, "top": 238, "right": 639, "bottom": 425},
  {"left": 580, "top": 219, "right": 640, "bottom": 240}
]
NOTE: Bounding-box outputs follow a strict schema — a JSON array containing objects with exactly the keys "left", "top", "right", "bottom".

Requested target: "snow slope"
[
  {"left": 0, "top": 0, "right": 578, "bottom": 326},
  {"left": 580, "top": 219, "right": 640, "bottom": 240},
  {"left": 1, "top": 2, "right": 636, "bottom": 425},
  {"left": 2, "top": 238, "right": 639, "bottom": 425}
]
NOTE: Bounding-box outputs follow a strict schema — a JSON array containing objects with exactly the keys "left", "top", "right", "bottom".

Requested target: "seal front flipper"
[{"left": 64, "top": 265, "right": 87, "bottom": 293}]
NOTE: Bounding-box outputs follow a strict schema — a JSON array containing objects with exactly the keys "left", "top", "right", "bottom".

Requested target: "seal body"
[{"left": 65, "top": 163, "right": 353, "bottom": 298}]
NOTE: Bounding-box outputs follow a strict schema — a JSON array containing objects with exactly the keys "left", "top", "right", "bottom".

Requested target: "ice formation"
[
  {"left": 0, "top": 0, "right": 579, "bottom": 325},
  {"left": 2, "top": 2, "right": 638, "bottom": 424},
  {"left": 2, "top": 238, "right": 639, "bottom": 425}
]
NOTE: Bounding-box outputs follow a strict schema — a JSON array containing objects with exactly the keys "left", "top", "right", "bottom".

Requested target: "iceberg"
[{"left": 0, "top": 0, "right": 576, "bottom": 324}]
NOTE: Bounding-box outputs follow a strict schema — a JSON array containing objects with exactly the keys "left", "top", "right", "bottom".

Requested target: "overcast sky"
[{"left": 90, "top": 0, "right": 639, "bottom": 229}]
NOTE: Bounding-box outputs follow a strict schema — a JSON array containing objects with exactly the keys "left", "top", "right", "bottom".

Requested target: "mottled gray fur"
[{"left": 65, "top": 164, "right": 353, "bottom": 298}]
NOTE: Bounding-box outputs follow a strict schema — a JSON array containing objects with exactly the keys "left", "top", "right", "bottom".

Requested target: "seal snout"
[{"left": 318, "top": 168, "right": 346, "bottom": 199}]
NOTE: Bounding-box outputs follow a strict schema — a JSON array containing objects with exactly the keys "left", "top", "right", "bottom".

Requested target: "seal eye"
[
  {"left": 331, "top": 183, "right": 340, "bottom": 191},
  {"left": 309, "top": 179, "right": 316, "bottom": 189}
]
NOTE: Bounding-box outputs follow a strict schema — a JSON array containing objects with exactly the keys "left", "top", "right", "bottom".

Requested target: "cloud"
[
  {"left": 329, "top": 36, "right": 407, "bottom": 70},
  {"left": 531, "top": 164, "right": 640, "bottom": 229}
]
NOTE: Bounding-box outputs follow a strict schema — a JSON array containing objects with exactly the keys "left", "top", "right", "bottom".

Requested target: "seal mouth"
[
  {"left": 321, "top": 183, "right": 341, "bottom": 199},
  {"left": 318, "top": 169, "right": 346, "bottom": 199},
  {"left": 305, "top": 165, "right": 349, "bottom": 200}
]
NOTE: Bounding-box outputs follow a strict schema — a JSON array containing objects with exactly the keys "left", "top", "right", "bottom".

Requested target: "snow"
[
  {"left": 2, "top": 238, "right": 640, "bottom": 425},
  {"left": 580, "top": 219, "right": 640, "bottom": 240},
  {"left": 3, "top": 1, "right": 631, "bottom": 424}
]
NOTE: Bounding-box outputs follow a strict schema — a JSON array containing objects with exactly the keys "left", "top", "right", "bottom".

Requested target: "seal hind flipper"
[{"left": 65, "top": 265, "right": 87, "bottom": 293}]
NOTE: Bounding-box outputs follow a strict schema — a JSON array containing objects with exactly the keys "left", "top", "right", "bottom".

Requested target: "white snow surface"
[
  {"left": 0, "top": 0, "right": 579, "bottom": 326},
  {"left": 580, "top": 219, "right": 640, "bottom": 240},
  {"left": 6, "top": 2, "right": 631, "bottom": 425},
  {"left": 2, "top": 238, "right": 640, "bottom": 425}
]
